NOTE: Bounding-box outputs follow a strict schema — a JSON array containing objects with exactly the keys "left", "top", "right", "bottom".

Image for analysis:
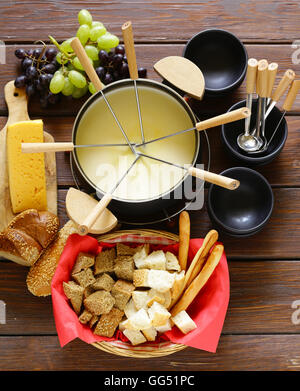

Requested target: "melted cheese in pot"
[{"left": 75, "top": 84, "right": 197, "bottom": 200}]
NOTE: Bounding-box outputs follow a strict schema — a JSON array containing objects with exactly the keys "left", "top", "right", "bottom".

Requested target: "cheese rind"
[{"left": 7, "top": 120, "right": 47, "bottom": 213}]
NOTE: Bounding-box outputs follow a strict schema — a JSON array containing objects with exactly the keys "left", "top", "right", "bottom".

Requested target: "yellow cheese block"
[{"left": 7, "top": 120, "right": 47, "bottom": 213}]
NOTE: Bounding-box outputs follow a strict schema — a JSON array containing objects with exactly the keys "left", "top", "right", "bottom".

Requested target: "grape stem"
[{"left": 49, "top": 35, "right": 72, "bottom": 59}]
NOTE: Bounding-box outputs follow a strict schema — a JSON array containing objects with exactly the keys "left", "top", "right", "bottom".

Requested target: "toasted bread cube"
[
  {"left": 78, "top": 309, "right": 93, "bottom": 324},
  {"left": 123, "top": 329, "right": 147, "bottom": 345},
  {"left": 133, "top": 269, "right": 149, "bottom": 287},
  {"left": 92, "top": 273, "right": 115, "bottom": 291},
  {"left": 84, "top": 290, "right": 115, "bottom": 315},
  {"left": 83, "top": 285, "right": 95, "bottom": 299},
  {"left": 116, "top": 243, "right": 137, "bottom": 256},
  {"left": 132, "top": 290, "right": 149, "bottom": 310},
  {"left": 126, "top": 308, "right": 152, "bottom": 330},
  {"left": 94, "top": 307, "right": 124, "bottom": 338},
  {"left": 142, "top": 327, "right": 157, "bottom": 342},
  {"left": 147, "top": 289, "right": 165, "bottom": 307},
  {"left": 89, "top": 315, "right": 99, "bottom": 328},
  {"left": 72, "top": 252, "right": 95, "bottom": 275},
  {"left": 164, "top": 290, "right": 172, "bottom": 309},
  {"left": 148, "top": 301, "right": 171, "bottom": 327},
  {"left": 133, "top": 244, "right": 150, "bottom": 269},
  {"left": 155, "top": 319, "right": 172, "bottom": 333},
  {"left": 114, "top": 256, "right": 135, "bottom": 281},
  {"left": 148, "top": 270, "right": 175, "bottom": 293},
  {"left": 124, "top": 298, "right": 138, "bottom": 318},
  {"left": 63, "top": 281, "right": 84, "bottom": 315},
  {"left": 72, "top": 268, "right": 96, "bottom": 288},
  {"left": 111, "top": 279, "right": 135, "bottom": 310},
  {"left": 144, "top": 250, "right": 166, "bottom": 270},
  {"left": 172, "top": 310, "right": 197, "bottom": 334},
  {"left": 94, "top": 248, "right": 116, "bottom": 275},
  {"left": 165, "top": 252, "right": 181, "bottom": 271}
]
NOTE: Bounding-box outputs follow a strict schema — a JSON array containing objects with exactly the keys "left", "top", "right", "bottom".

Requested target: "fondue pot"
[{"left": 71, "top": 77, "right": 201, "bottom": 222}]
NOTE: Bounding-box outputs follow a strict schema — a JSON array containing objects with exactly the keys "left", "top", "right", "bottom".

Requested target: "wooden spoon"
[{"left": 154, "top": 56, "right": 205, "bottom": 100}]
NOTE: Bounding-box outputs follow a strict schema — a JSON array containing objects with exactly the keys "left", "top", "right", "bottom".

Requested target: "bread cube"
[
  {"left": 171, "top": 270, "right": 185, "bottom": 302},
  {"left": 111, "top": 279, "right": 135, "bottom": 310},
  {"left": 116, "top": 243, "right": 136, "bottom": 256},
  {"left": 119, "top": 319, "right": 127, "bottom": 332},
  {"left": 72, "top": 252, "right": 95, "bottom": 275},
  {"left": 142, "top": 327, "right": 157, "bottom": 342},
  {"left": 172, "top": 310, "right": 197, "bottom": 334},
  {"left": 132, "top": 290, "right": 149, "bottom": 310},
  {"left": 147, "top": 289, "right": 165, "bottom": 307},
  {"left": 133, "top": 244, "right": 150, "bottom": 269},
  {"left": 123, "top": 329, "right": 147, "bottom": 345},
  {"left": 163, "top": 290, "right": 172, "bottom": 309},
  {"left": 89, "top": 315, "right": 99, "bottom": 328},
  {"left": 94, "top": 307, "right": 124, "bottom": 338},
  {"left": 126, "top": 308, "right": 152, "bottom": 330},
  {"left": 155, "top": 319, "right": 172, "bottom": 333},
  {"left": 124, "top": 298, "right": 138, "bottom": 318},
  {"left": 92, "top": 273, "right": 115, "bottom": 291},
  {"left": 133, "top": 269, "right": 149, "bottom": 287},
  {"left": 94, "top": 248, "right": 116, "bottom": 275},
  {"left": 78, "top": 309, "right": 93, "bottom": 325},
  {"left": 63, "top": 281, "right": 84, "bottom": 315},
  {"left": 83, "top": 285, "right": 95, "bottom": 299},
  {"left": 84, "top": 290, "right": 115, "bottom": 315},
  {"left": 148, "top": 301, "right": 171, "bottom": 327},
  {"left": 148, "top": 270, "right": 175, "bottom": 293},
  {"left": 145, "top": 250, "right": 166, "bottom": 270},
  {"left": 165, "top": 252, "right": 181, "bottom": 271},
  {"left": 72, "top": 268, "right": 96, "bottom": 288},
  {"left": 114, "top": 256, "right": 135, "bottom": 281}
]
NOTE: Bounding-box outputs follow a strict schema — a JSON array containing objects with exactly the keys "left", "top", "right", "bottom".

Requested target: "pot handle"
[
  {"left": 71, "top": 37, "right": 104, "bottom": 91},
  {"left": 195, "top": 107, "right": 250, "bottom": 131},
  {"left": 122, "top": 21, "right": 139, "bottom": 80},
  {"left": 78, "top": 193, "right": 113, "bottom": 235},
  {"left": 188, "top": 167, "right": 240, "bottom": 190},
  {"left": 21, "top": 142, "right": 74, "bottom": 153}
]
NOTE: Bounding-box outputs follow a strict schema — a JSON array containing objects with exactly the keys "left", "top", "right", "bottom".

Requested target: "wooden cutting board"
[{"left": 0, "top": 81, "right": 57, "bottom": 232}]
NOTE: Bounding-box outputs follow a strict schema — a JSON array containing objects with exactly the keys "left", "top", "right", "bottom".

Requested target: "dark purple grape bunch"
[
  {"left": 95, "top": 44, "right": 147, "bottom": 85},
  {"left": 14, "top": 46, "right": 59, "bottom": 108}
]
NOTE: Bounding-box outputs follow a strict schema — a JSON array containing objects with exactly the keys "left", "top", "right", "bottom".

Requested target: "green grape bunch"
[{"left": 14, "top": 9, "right": 147, "bottom": 107}]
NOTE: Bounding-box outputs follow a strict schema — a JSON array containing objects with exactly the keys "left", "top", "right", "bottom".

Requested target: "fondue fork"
[
  {"left": 21, "top": 141, "right": 136, "bottom": 153},
  {"left": 122, "top": 21, "right": 145, "bottom": 144},
  {"left": 136, "top": 152, "right": 240, "bottom": 190},
  {"left": 78, "top": 155, "right": 140, "bottom": 236},
  {"left": 135, "top": 107, "right": 250, "bottom": 147},
  {"left": 71, "top": 38, "right": 137, "bottom": 157}
]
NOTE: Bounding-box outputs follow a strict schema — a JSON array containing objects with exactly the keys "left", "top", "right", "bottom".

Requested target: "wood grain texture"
[
  {"left": 0, "top": 115, "right": 297, "bottom": 188},
  {"left": 0, "top": 1, "right": 300, "bottom": 43},
  {"left": 0, "top": 44, "right": 299, "bottom": 117},
  {"left": 0, "top": 335, "right": 300, "bottom": 370}
]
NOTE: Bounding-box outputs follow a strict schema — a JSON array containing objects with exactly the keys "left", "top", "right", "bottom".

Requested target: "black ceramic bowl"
[
  {"left": 183, "top": 29, "right": 247, "bottom": 96},
  {"left": 221, "top": 99, "right": 288, "bottom": 166},
  {"left": 207, "top": 167, "right": 274, "bottom": 236}
]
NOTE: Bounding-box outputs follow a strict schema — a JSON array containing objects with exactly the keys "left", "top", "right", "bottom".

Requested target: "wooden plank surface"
[
  {"left": 0, "top": 260, "right": 300, "bottom": 335},
  {"left": 0, "top": 114, "right": 298, "bottom": 188},
  {"left": 0, "top": 335, "right": 300, "bottom": 371},
  {"left": 0, "top": 44, "right": 299, "bottom": 117},
  {"left": 0, "top": 0, "right": 299, "bottom": 43}
]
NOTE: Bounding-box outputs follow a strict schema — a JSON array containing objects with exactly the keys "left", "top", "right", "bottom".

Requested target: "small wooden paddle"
[{"left": 154, "top": 56, "right": 205, "bottom": 100}]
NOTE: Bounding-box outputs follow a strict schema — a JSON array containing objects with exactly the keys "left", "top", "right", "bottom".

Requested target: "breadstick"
[
  {"left": 171, "top": 244, "right": 224, "bottom": 317},
  {"left": 185, "top": 229, "right": 218, "bottom": 288},
  {"left": 178, "top": 211, "right": 190, "bottom": 271}
]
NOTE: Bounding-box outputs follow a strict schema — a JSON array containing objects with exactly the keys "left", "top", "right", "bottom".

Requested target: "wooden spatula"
[
  {"left": 154, "top": 56, "right": 205, "bottom": 100},
  {"left": 66, "top": 187, "right": 118, "bottom": 234}
]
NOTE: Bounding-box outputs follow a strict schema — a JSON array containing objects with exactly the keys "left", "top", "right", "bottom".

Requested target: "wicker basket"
[{"left": 91, "top": 229, "right": 187, "bottom": 358}]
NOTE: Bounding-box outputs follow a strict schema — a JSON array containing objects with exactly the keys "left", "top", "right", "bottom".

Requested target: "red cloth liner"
[{"left": 51, "top": 233, "right": 229, "bottom": 353}]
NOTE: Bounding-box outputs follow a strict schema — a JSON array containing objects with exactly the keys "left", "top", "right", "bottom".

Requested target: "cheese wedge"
[{"left": 7, "top": 120, "right": 47, "bottom": 213}]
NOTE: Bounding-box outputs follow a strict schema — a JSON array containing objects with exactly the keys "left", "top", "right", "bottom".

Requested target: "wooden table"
[{"left": 1, "top": 0, "right": 300, "bottom": 371}]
